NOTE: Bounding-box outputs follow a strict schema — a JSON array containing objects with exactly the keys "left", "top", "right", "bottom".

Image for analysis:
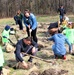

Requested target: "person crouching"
[
  {"left": 14, "top": 37, "right": 38, "bottom": 69},
  {"left": 47, "top": 28, "right": 72, "bottom": 60}
]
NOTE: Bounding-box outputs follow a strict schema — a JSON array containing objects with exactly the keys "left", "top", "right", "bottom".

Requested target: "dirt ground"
[{"left": 0, "top": 23, "right": 74, "bottom": 75}]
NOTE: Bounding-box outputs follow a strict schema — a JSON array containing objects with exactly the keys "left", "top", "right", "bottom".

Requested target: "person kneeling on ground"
[
  {"left": 47, "top": 28, "right": 72, "bottom": 60},
  {"left": 14, "top": 37, "right": 38, "bottom": 69}
]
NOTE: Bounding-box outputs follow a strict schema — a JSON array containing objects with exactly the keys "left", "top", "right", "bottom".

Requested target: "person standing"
[
  {"left": 23, "top": 9, "right": 38, "bottom": 43},
  {"left": 14, "top": 10, "right": 24, "bottom": 30},
  {"left": 58, "top": 5, "right": 66, "bottom": 23}
]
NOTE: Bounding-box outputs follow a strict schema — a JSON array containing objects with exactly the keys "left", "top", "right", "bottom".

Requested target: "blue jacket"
[
  {"left": 23, "top": 13, "right": 37, "bottom": 30},
  {"left": 48, "top": 33, "right": 72, "bottom": 56}
]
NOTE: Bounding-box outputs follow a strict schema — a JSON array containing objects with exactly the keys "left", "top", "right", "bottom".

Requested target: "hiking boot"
[
  {"left": 28, "top": 57, "right": 33, "bottom": 63},
  {"left": 54, "top": 55, "right": 66, "bottom": 60},
  {"left": 62, "top": 55, "right": 66, "bottom": 60},
  {"left": 28, "top": 59, "right": 32, "bottom": 63}
]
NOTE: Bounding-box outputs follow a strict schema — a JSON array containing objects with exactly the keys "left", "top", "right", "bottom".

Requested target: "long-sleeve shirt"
[
  {"left": 14, "top": 13, "right": 24, "bottom": 24},
  {"left": 63, "top": 29, "right": 74, "bottom": 44},
  {"left": 48, "top": 33, "right": 72, "bottom": 55},
  {"left": 0, "top": 46, "right": 4, "bottom": 66},
  {"left": 15, "top": 39, "right": 38, "bottom": 62},
  {"left": 23, "top": 13, "right": 37, "bottom": 30},
  {"left": 2, "top": 29, "right": 10, "bottom": 43},
  {"left": 58, "top": 8, "right": 66, "bottom": 16},
  {"left": 14, "top": 13, "right": 24, "bottom": 21}
]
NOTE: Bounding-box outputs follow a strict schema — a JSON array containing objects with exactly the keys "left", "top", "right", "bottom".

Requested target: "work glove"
[{"left": 29, "top": 29, "right": 32, "bottom": 32}]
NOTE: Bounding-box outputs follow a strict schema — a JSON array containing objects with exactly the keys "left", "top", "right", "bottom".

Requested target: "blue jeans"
[{"left": 60, "top": 15, "right": 64, "bottom": 23}]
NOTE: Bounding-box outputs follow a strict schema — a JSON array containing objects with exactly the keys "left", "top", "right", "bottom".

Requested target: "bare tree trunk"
[{"left": 0, "top": 0, "right": 74, "bottom": 18}]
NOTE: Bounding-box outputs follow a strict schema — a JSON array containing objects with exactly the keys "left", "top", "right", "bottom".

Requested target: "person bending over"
[
  {"left": 15, "top": 37, "right": 38, "bottom": 69},
  {"left": 23, "top": 9, "right": 38, "bottom": 43}
]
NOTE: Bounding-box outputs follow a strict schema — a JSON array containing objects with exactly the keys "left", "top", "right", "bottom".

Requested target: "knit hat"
[{"left": 5, "top": 25, "right": 10, "bottom": 31}]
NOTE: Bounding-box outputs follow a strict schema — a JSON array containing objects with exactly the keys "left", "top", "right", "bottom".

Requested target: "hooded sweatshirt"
[{"left": 48, "top": 33, "right": 72, "bottom": 56}]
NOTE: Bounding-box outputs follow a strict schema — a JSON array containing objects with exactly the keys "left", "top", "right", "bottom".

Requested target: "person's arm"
[
  {"left": 22, "top": 61, "right": 28, "bottom": 69},
  {"left": 14, "top": 15, "right": 18, "bottom": 25},
  {"left": 16, "top": 42, "right": 28, "bottom": 69},
  {"left": 47, "top": 36, "right": 53, "bottom": 41},
  {"left": 21, "top": 13, "right": 24, "bottom": 19},
  {"left": 32, "top": 40, "right": 38, "bottom": 48},
  {"left": 15, "top": 43, "right": 24, "bottom": 62},
  {"left": 22, "top": 17, "right": 28, "bottom": 27},
  {"left": 30, "top": 14, "right": 37, "bottom": 30},
  {"left": 62, "top": 29, "right": 66, "bottom": 35},
  {"left": 65, "top": 37, "right": 72, "bottom": 53},
  {"left": 14, "top": 15, "right": 17, "bottom": 21}
]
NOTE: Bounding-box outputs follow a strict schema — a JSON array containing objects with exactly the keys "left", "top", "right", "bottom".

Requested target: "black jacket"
[
  {"left": 15, "top": 39, "right": 38, "bottom": 62},
  {"left": 58, "top": 8, "right": 66, "bottom": 16}
]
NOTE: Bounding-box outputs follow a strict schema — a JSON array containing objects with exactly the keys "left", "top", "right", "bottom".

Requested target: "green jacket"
[
  {"left": 63, "top": 29, "right": 74, "bottom": 44},
  {"left": 17, "top": 13, "right": 24, "bottom": 20},
  {"left": 2, "top": 29, "right": 10, "bottom": 43},
  {"left": 0, "top": 46, "right": 4, "bottom": 66}
]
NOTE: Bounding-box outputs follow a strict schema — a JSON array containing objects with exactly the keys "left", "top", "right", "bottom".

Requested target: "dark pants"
[
  {"left": 26, "top": 27, "right": 38, "bottom": 43},
  {"left": 18, "top": 20, "right": 23, "bottom": 30},
  {"left": 14, "top": 16, "right": 23, "bottom": 30},
  {"left": 0, "top": 67, "right": 2, "bottom": 75}
]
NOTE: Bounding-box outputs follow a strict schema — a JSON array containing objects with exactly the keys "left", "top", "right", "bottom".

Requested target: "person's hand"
[
  {"left": 69, "top": 50, "right": 72, "bottom": 54},
  {"left": 29, "top": 29, "right": 32, "bottom": 33},
  {"left": 28, "top": 25, "right": 30, "bottom": 29},
  {"left": 22, "top": 61, "right": 28, "bottom": 69},
  {"left": 44, "top": 38, "right": 49, "bottom": 41},
  {"left": 32, "top": 47, "right": 36, "bottom": 54}
]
